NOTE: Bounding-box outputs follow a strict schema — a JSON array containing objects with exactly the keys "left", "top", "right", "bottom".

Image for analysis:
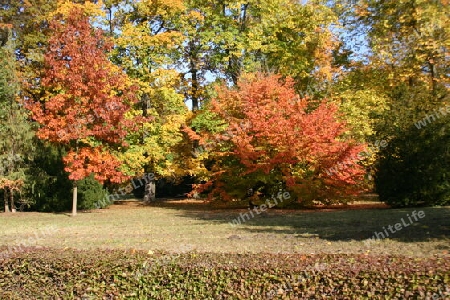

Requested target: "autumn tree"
[
  {"left": 188, "top": 74, "right": 366, "bottom": 205},
  {"left": 359, "top": 0, "right": 448, "bottom": 93},
  {"left": 0, "top": 0, "right": 99, "bottom": 104},
  {"left": 181, "top": 1, "right": 343, "bottom": 191},
  {"left": 245, "top": 0, "right": 339, "bottom": 91},
  {"left": 25, "top": 3, "right": 139, "bottom": 216},
  {"left": 176, "top": 1, "right": 251, "bottom": 109},
  {"left": 111, "top": 0, "right": 196, "bottom": 201}
]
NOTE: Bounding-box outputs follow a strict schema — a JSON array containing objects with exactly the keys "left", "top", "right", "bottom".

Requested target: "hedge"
[{"left": 0, "top": 247, "right": 448, "bottom": 299}]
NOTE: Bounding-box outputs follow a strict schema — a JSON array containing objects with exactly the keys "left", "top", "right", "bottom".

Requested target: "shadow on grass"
[{"left": 149, "top": 199, "right": 450, "bottom": 243}]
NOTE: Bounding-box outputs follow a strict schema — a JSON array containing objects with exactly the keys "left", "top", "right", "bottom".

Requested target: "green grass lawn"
[{"left": 1, "top": 199, "right": 449, "bottom": 257}]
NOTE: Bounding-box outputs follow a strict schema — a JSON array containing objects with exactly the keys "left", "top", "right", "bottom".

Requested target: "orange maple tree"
[
  {"left": 190, "top": 74, "right": 366, "bottom": 204},
  {"left": 25, "top": 6, "right": 140, "bottom": 214}
]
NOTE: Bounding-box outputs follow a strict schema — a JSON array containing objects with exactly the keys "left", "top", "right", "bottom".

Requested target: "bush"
[
  {"left": 25, "top": 141, "right": 72, "bottom": 212},
  {"left": 24, "top": 142, "right": 111, "bottom": 211},
  {"left": 375, "top": 116, "right": 450, "bottom": 207},
  {"left": 0, "top": 248, "right": 448, "bottom": 299},
  {"left": 77, "top": 173, "right": 109, "bottom": 210}
]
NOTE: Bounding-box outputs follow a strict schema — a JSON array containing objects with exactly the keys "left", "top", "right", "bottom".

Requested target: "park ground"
[{"left": 1, "top": 199, "right": 449, "bottom": 256}]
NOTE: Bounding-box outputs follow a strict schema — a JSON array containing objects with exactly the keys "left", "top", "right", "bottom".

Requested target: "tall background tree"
[
  {"left": 332, "top": 0, "right": 450, "bottom": 206},
  {"left": 111, "top": 0, "right": 195, "bottom": 200},
  {"left": 0, "top": 23, "right": 34, "bottom": 212}
]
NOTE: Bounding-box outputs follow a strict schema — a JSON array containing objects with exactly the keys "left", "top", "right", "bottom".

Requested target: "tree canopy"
[{"left": 0, "top": 0, "right": 448, "bottom": 211}]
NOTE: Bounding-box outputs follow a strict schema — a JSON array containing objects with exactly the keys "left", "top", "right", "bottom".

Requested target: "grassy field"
[{"left": 1, "top": 199, "right": 449, "bottom": 257}]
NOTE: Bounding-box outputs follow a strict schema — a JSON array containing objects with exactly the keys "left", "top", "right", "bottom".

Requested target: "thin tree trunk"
[
  {"left": 72, "top": 144, "right": 79, "bottom": 216},
  {"left": 72, "top": 182, "right": 77, "bottom": 216},
  {"left": 108, "top": 7, "right": 113, "bottom": 36},
  {"left": 429, "top": 61, "right": 437, "bottom": 96},
  {"left": 10, "top": 188, "right": 15, "bottom": 213},
  {"left": 191, "top": 66, "right": 199, "bottom": 110},
  {"left": 4, "top": 188, "right": 10, "bottom": 213},
  {"left": 188, "top": 40, "right": 199, "bottom": 111}
]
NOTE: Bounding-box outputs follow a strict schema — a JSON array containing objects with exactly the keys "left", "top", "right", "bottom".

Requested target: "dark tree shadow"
[{"left": 147, "top": 199, "right": 450, "bottom": 243}]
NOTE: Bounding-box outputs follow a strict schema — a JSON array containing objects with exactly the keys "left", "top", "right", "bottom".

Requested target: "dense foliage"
[
  {"left": 188, "top": 75, "right": 366, "bottom": 205},
  {"left": 376, "top": 111, "right": 450, "bottom": 207},
  {"left": 0, "top": 0, "right": 448, "bottom": 209},
  {"left": 0, "top": 248, "right": 448, "bottom": 299},
  {"left": 0, "top": 24, "right": 34, "bottom": 212},
  {"left": 352, "top": 0, "right": 449, "bottom": 207}
]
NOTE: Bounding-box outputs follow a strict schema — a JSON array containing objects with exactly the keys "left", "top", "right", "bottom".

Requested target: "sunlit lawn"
[{"left": 0, "top": 199, "right": 449, "bottom": 257}]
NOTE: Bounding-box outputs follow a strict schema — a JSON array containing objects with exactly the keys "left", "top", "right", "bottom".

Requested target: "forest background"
[{"left": 0, "top": 0, "right": 448, "bottom": 215}]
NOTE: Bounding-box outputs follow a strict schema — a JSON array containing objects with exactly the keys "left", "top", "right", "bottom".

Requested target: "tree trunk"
[
  {"left": 107, "top": 7, "right": 113, "bottom": 36},
  {"left": 4, "top": 188, "right": 10, "bottom": 213},
  {"left": 188, "top": 40, "right": 199, "bottom": 111},
  {"left": 191, "top": 66, "right": 199, "bottom": 110},
  {"left": 10, "top": 188, "right": 15, "bottom": 213},
  {"left": 143, "top": 179, "right": 156, "bottom": 203},
  {"left": 72, "top": 182, "right": 77, "bottom": 216},
  {"left": 429, "top": 61, "right": 437, "bottom": 96}
]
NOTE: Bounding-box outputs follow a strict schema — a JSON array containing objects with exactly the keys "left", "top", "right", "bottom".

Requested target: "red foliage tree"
[
  {"left": 25, "top": 7, "right": 139, "bottom": 215},
  {"left": 192, "top": 74, "right": 366, "bottom": 204}
]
